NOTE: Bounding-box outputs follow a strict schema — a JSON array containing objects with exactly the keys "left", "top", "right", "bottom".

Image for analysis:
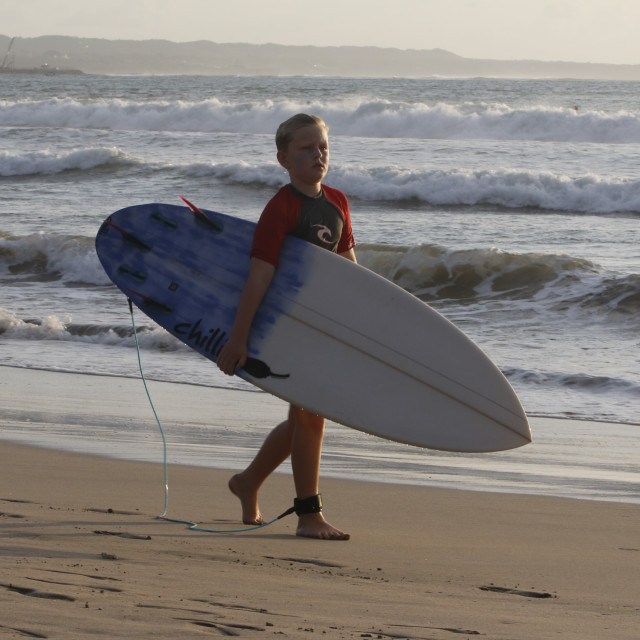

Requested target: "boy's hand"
[
  {"left": 217, "top": 337, "right": 247, "bottom": 376},
  {"left": 216, "top": 257, "right": 275, "bottom": 377}
]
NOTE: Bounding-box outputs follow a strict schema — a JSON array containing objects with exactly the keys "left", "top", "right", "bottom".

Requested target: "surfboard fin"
[
  {"left": 150, "top": 209, "right": 179, "bottom": 230},
  {"left": 125, "top": 289, "right": 173, "bottom": 314},
  {"left": 117, "top": 264, "right": 147, "bottom": 283},
  {"left": 104, "top": 220, "right": 152, "bottom": 252},
  {"left": 178, "top": 196, "right": 223, "bottom": 232}
]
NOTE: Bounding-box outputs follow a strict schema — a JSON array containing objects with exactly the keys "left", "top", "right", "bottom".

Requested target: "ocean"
[{"left": 1, "top": 73, "right": 638, "bottom": 503}]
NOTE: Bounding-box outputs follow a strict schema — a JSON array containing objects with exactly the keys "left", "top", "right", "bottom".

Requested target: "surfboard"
[{"left": 95, "top": 201, "right": 531, "bottom": 453}]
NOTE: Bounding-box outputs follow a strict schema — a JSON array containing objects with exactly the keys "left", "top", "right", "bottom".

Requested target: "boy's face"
[{"left": 277, "top": 125, "right": 329, "bottom": 194}]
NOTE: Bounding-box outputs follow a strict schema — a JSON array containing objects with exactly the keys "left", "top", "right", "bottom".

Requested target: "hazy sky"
[{"left": 3, "top": 0, "right": 638, "bottom": 65}]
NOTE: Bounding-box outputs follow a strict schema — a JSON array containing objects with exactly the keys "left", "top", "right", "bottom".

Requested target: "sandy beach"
[
  {"left": 1, "top": 367, "right": 639, "bottom": 639},
  {"left": 2, "top": 443, "right": 639, "bottom": 639}
]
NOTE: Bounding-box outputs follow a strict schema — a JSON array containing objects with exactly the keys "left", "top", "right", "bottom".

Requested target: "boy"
[{"left": 217, "top": 114, "right": 356, "bottom": 540}]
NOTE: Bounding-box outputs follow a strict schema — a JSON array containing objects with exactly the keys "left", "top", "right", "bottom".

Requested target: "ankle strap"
[{"left": 293, "top": 494, "right": 323, "bottom": 515}]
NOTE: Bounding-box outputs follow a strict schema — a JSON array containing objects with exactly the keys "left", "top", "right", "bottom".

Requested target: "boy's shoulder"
[
  {"left": 322, "top": 183, "right": 346, "bottom": 199},
  {"left": 322, "top": 184, "right": 349, "bottom": 210},
  {"left": 268, "top": 185, "right": 293, "bottom": 201}
]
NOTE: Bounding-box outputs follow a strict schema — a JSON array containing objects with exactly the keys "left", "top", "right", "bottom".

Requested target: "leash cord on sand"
[{"left": 128, "top": 298, "right": 294, "bottom": 533}]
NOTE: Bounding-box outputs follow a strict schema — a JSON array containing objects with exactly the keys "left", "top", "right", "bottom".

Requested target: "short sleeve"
[{"left": 250, "top": 187, "right": 299, "bottom": 267}]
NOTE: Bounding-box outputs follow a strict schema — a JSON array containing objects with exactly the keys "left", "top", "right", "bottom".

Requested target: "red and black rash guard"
[{"left": 251, "top": 184, "right": 356, "bottom": 268}]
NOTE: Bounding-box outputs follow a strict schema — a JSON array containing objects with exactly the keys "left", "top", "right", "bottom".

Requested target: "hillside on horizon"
[{"left": 1, "top": 34, "right": 638, "bottom": 80}]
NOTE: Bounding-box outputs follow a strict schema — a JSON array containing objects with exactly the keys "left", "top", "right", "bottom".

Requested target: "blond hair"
[{"left": 275, "top": 113, "right": 328, "bottom": 151}]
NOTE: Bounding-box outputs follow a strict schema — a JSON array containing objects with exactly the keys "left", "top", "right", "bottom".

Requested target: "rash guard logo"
[{"left": 312, "top": 224, "right": 333, "bottom": 245}]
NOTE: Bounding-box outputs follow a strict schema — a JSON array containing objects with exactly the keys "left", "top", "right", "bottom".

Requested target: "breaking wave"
[
  {"left": 0, "top": 307, "right": 181, "bottom": 351},
  {"left": 357, "top": 242, "right": 640, "bottom": 317},
  {"left": 0, "top": 232, "right": 108, "bottom": 285},
  {"left": 0, "top": 146, "right": 138, "bottom": 177},
  {"left": 3, "top": 145, "right": 638, "bottom": 214},
  {"left": 2, "top": 230, "right": 638, "bottom": 318},
  {"left": 2, "top": 96, "right": 640, "bottom": 144},
  {"left": 179, "top": 161, "right": 640, "bottom": 214},
  {"left": 330, "top": 166, "right": 640, "bottom": 214}
]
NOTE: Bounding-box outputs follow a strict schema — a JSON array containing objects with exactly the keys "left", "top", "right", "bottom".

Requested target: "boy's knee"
[{"left": 290, "top": 405, "right": 325, "bottom": 430}]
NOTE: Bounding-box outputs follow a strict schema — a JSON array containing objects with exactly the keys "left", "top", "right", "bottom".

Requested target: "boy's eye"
[{"left": 299, "top": 143, "right": 328, "bottom": 152}]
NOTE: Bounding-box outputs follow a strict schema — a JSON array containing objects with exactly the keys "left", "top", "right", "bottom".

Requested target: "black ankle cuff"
[{"left": 294, "top": 494, "right": 322, "bottom": 515}]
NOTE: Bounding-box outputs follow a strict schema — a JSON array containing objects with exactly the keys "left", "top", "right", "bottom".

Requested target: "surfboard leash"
[{"left": 127, "top": 297, "right": 295, "bottom": 534}]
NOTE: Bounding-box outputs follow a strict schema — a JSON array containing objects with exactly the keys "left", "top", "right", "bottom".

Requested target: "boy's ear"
[{"left": 277, "top": 149, "right": 290, "bottom": 170}]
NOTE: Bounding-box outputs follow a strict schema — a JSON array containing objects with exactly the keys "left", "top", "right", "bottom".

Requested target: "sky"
[{"left": 2, "top": 0, "right": 639, "bottom": 65}]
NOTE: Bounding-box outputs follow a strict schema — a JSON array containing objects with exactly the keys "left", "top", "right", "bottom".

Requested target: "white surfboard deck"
[{"left": 96, "top": 202, "right": 531, "bottom": 452}]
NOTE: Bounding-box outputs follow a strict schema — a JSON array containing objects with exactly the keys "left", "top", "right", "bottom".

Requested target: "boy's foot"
[
  {"left": 228, "top": 474, "right": 265, "bottom": 525},
  {"left": 296, "top": 512, "right": 350, "bottom": 540}
]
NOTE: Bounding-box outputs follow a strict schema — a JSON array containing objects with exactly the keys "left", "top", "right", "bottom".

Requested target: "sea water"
[{"left": 1, "top": 74, "right": 638, "bottom": 501}]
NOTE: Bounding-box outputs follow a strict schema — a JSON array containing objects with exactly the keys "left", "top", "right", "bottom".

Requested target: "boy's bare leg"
[
  {"left": 228, "top": 418, "right": 293, "bottom": 524},
  {"left": 290, "top": 406, "right": 350, "bottom": 540}
]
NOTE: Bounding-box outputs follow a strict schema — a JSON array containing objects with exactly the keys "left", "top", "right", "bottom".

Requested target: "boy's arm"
[
  {"left": 218, "top": 249, "right": 354, "bottom": 376},
  {"left": 338, "top": 248, "right": 357, "bottom": 263},
  {"left": 217, "top": 257, "right": 276, "bottom": 376}
]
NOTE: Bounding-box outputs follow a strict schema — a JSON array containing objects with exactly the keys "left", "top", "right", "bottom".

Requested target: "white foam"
[
  {"left": 0, "top": 232, "right": 110, "bottom": 285},
  {"left": 326, "top": 165, "right": 640, "bottom": 214},
  {"left": 184, "top": 160, "right": 640, "bottom": 215},
  {"left": 0, "top": 146, "right": 136, "bottom": 177},
  {"left": 137, "top": 156, "right": 640, "bottom": 215},
  {"left": 2, "top": 96, "right": 640, "bottom": 143},
  {"left": 0, "top": 306, "right": 183, "bottom": 353}
]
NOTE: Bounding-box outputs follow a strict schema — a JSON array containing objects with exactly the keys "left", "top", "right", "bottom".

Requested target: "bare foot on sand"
[
  {"left": 228, "top": 473, "right": 265, "bottom": 525},
  {"left": 296, "top": 512, "right": 350, "bottom": 540}
]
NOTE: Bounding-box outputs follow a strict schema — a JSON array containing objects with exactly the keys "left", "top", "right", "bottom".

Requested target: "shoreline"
[{"left": 1, "top": 365, "right": 638, "bottom": 505}]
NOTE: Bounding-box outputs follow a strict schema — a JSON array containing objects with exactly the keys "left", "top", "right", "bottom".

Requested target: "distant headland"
[{"left": 1, "top": 34, "right": 638, "bottom": 80}]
